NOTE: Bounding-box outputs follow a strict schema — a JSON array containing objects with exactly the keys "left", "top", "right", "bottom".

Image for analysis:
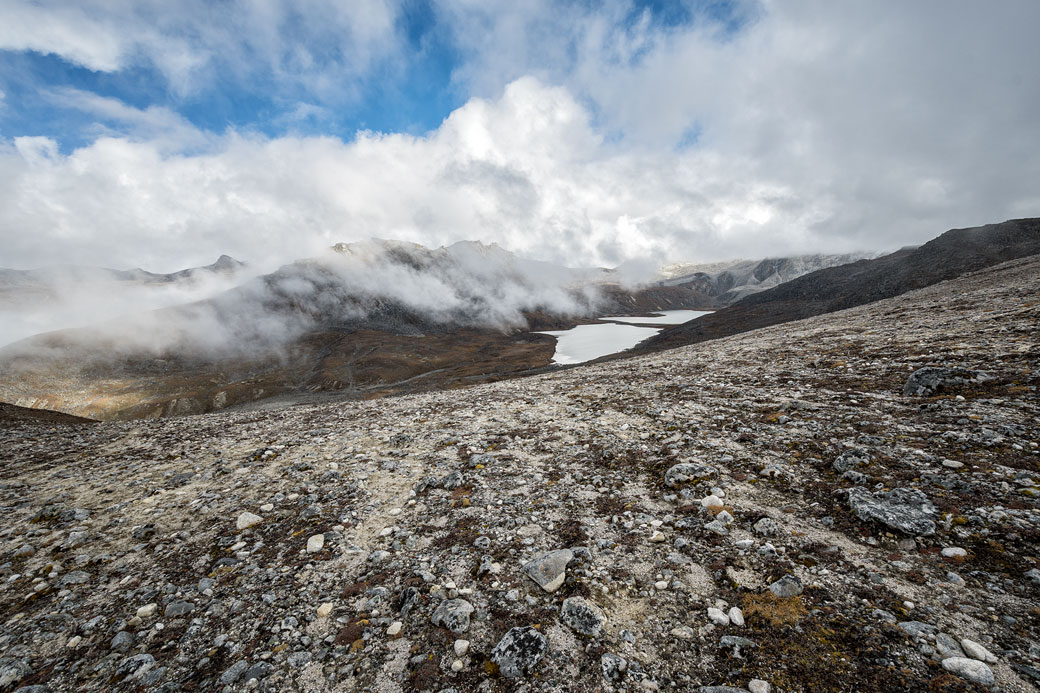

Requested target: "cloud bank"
[
  {"left": 0, "top": 1, "right": 1037, "bottom": 273},
  {"left": 0, "top": 240, "right": 608, "bottom": 356}
]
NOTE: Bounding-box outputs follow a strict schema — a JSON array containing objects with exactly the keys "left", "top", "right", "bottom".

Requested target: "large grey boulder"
[
  {"left": 903, "top": 367, "right": 992, "bottom": 397},
  {"left": 847, "top": 487, "right": 936, "bottom": 536}
]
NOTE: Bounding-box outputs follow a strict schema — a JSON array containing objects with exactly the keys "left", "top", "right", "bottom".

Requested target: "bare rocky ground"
[{"left": 1, "top": 256, "right": 1038, "bottom": 693}]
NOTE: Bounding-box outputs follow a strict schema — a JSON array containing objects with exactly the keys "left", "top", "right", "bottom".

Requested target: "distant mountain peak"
[{"left": 207, "top": 255, "right": 245, "bottom": 272}]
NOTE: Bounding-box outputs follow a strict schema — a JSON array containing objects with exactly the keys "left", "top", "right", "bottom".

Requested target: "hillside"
[
  {"left": 0, "top": 255, "right": 1037, "bottom": 692},
  {"left": 639, "top": 218, "right": 1040, "bottom": 352}
]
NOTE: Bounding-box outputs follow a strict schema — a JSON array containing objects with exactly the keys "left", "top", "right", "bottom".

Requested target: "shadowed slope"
[{"left": 638, "top": 218, "right": 1040, "bottom": 353}]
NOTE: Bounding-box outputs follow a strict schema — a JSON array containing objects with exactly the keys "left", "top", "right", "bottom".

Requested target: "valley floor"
[{"left": 1, "top": 256, "right": 1038, "bottom": 692}]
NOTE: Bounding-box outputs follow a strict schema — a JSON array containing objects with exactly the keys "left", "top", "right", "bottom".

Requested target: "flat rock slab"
[
  {"left": 903, "top": 366, "right": 993, "bottom": 397},
  {"left": 523, "top": 549, "right": 573, "bottom": 593},
  {"left": 942, "top": 657, "right": 995, "bottom": 686},
  {"left": 847, "top": 487, "right": 936, "bottom": 536}
]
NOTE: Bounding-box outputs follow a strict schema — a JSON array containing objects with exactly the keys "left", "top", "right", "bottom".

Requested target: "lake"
[{"left": 537, "top": 310, "right": 712, "bottom": 364}]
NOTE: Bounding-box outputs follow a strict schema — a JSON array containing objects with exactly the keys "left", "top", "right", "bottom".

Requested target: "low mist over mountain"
[
  {"left": 0, "top": 240, "right": 620, "bottom": 419},
  {"left": 2, "top": 221, "right": 1037, "bottom": 422},
  {"left": 0, "top": 255, "right": 249, "bottom": 347}
]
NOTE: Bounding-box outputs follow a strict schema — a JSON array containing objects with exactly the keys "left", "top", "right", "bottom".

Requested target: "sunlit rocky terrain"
[{"left": 1, "top": 254, "right": 1036, "bottom": 692}]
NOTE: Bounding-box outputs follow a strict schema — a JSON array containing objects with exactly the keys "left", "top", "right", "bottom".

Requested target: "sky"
[{"left": 1, "top": 0, "right": 1038, "bottom": 272}]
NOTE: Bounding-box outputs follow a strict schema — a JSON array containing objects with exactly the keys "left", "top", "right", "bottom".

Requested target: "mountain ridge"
[{"left": 638, "top": 218, "right": 1040, "bottom": 353}]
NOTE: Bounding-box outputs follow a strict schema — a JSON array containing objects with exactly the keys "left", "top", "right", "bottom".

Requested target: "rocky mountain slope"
[
  {"left": 640, "top": 218, "right": 1040, "bottom": 353},
  {"left": 0, "top": 240, "right": 716, "bottom": 421},
  {"left": 655, "top": 253, "right": 880, "bottom": 307},
  {"left": 0, "top": 241, "right": 606, "bottom": 420},
  {"left": 1, "top": 255, "right": 1037, "bottom": 692}
]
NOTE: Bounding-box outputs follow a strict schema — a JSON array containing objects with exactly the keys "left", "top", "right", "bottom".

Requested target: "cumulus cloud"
[{"left": 1, "top": 1, "right": 1038, "bottom": 275}]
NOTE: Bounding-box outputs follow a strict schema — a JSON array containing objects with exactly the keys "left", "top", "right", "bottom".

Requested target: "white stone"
[
  {"left": 259, "top": 503, "right": 274, "bottom": 512},
  {"left": 670, "top": 626, "right": 696, "bottom": 640},
  {"left": 66, "top": 635, "right": 82, "bottom": 648},
  {"left": 701, "top": 495, "right": 724, "bottom": 508},
  {"left": 136, "top": 603, "right": 157, "bottom": 619},
  {"left": 316, "top": 603, "right": 334, "bottom": 618},
  {"left": 942, "top": 547, "right": 967, "bottom": 558},
  {"left": 236, "top": 512, "right": 262, "bottom": 530},
  {"left": 942, "top": 657, "right": 994, "bottom": 686},
  {"left": 454, "top": 639, "right": 470, "bottom": 657},
  {"left": 306, "top": 534, "right": 325, "bottom": 553},
  {"left": 716, "top": 510, "right": 735, "bottom": 525},
  {"left": 654, "top": 580, "right": 669, "bottom": 590},
  {"left": 960, "top": 638, "right": 997, "bottom": 663},
  {"left": 749, "top": 680, "right": 771, "bottom": 693},
  {"left": 649, "top": 531, "right": 666, "bottom": 542},
  {"left": 386, "top": 621, "right": 403, "bottom": 636},
  {"left": 707, "top": 607, "right": 730, "bottom": 626},
  {"left": 728, "top": 607, "right": 745, "bottom": 627},
  {"left": 451, "top": 659, "right": 464, "bottom": 672}
]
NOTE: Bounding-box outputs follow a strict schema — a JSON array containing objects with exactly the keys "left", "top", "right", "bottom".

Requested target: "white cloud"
[
  {"left": 0, "top": 77, "right": 899, "bottom": 273},
  {"left": 0, "top": 0, "right": 400, "bottom": 98},
  {"left": 0, "top": 3, "right": 127, "bottom": 71},
  {"left": 47, "top": 88, "right": 213, "bottom": 151},
  {"left": 0, "top": 2, "right": 1038, "bottom": 273}
]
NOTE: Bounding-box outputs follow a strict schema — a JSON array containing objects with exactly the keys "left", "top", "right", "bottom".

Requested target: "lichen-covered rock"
[
  {"left": 664, "top": 462, "right": 717, "bottom": 488},
  {"left": 0, "top": 660, "right": 31, "bottom": 692},
  {"left": 601, "top": 652, "right": 627, "bottom": 683},
  {"left": 115, "top": 654, "right": 155, "bottom": 681},
  {"left": 903, "top": 366, "right": 992, "bottom": 397},
  {"left": 847, "top": 487, "right": 936, "bottom": 536},
  {"left": 430, "top": 599, "right": 474, "bottom": 633},
  {"left": 491, "top": 626, "right": 548, "bottom": 678},
  {"left": 560, "top": 596, "right": 606, "bottom": 636}
]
